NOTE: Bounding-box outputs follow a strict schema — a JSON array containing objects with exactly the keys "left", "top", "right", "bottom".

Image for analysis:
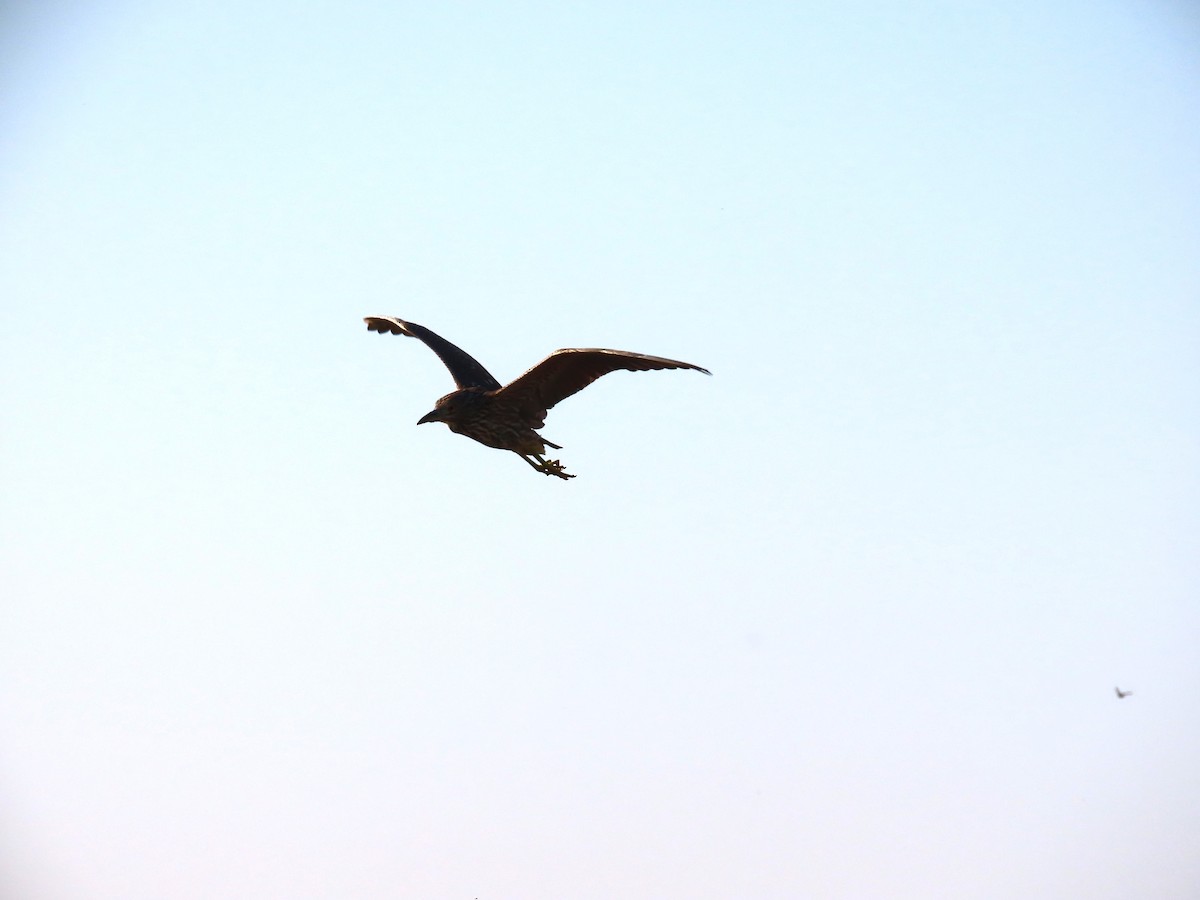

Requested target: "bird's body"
[
  {"left": 420, "top": 386, "right": 562, "bottom": 457},
  {"left": 365, "top": 316, "right": 709, "bottom": 479},
  {"left": 1115, "top": 687, "right": 1132, "bottom": 699}
]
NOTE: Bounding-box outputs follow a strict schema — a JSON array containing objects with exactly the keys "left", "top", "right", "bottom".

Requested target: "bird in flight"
[
  {"left": 364, "top": 317, "right": 710, "bottom": 479},
  {"left": 1114, "top": 687, "right": 1133, "bottom": 699}
]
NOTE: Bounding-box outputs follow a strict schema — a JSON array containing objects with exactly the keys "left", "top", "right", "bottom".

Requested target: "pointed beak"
[{"left": 417, "top": 409, "right": 441, "bottom": 425}]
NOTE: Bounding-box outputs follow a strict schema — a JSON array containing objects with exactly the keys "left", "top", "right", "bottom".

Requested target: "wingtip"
[{"left": 364, "top": 316, "right": 408, "bottom": 335}]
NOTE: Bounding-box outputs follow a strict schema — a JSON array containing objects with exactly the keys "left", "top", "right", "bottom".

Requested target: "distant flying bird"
[
  {"left": 1115, "top": 687, "right": 1133, "bottom": 699},
  {"left": 364, "top": 317, "right": 710, "bottom": 479}
]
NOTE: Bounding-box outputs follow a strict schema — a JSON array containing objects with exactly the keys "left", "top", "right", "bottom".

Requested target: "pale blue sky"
[{"left": 2, "top": 2, "right": 1198, "bottom": 898}]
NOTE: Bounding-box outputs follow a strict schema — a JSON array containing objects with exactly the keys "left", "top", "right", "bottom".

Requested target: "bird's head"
[{"left": 417, "top": 390, "right": 480, "bottom": 426}]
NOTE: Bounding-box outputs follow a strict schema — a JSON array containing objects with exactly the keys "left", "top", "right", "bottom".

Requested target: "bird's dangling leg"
[{"left": 519, "top": 454, "right": 575, "bottom": 479}]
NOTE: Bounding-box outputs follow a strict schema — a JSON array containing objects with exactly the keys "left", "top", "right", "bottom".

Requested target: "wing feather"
[
  {"left": 364, "top": 317, "right": 501, "bottom": 390},
  {"left": 496, "top": 348, "right": 710, "bottom": 412}
]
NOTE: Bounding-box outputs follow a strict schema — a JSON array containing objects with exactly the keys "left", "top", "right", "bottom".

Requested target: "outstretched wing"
[
  {"left": 496, "top": 348, "right": 710, "bottom": 412},
  {"left": 364, "top": 317, "right": 501, "bottom": 391}
]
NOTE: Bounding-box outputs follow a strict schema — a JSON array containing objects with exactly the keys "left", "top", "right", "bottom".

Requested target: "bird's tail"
[{"left": 542, "top": 437, "right": 563, "bottom": 450}]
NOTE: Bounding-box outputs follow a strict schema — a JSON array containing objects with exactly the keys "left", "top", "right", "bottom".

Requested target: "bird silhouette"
[
  {"left": 1115, "top": 687, "right": 1133, "bottom": 699},
  {"left": 365, "top": 317, "right": 709, "bottom": 479}
]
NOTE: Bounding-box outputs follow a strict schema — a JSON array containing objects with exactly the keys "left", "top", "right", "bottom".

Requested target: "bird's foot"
[
  {"left": 519, "top": 453, "right": 575, "bottom": 479},
  {"left": 539, "top": 459, "right": 575, "bottom": 480}
]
